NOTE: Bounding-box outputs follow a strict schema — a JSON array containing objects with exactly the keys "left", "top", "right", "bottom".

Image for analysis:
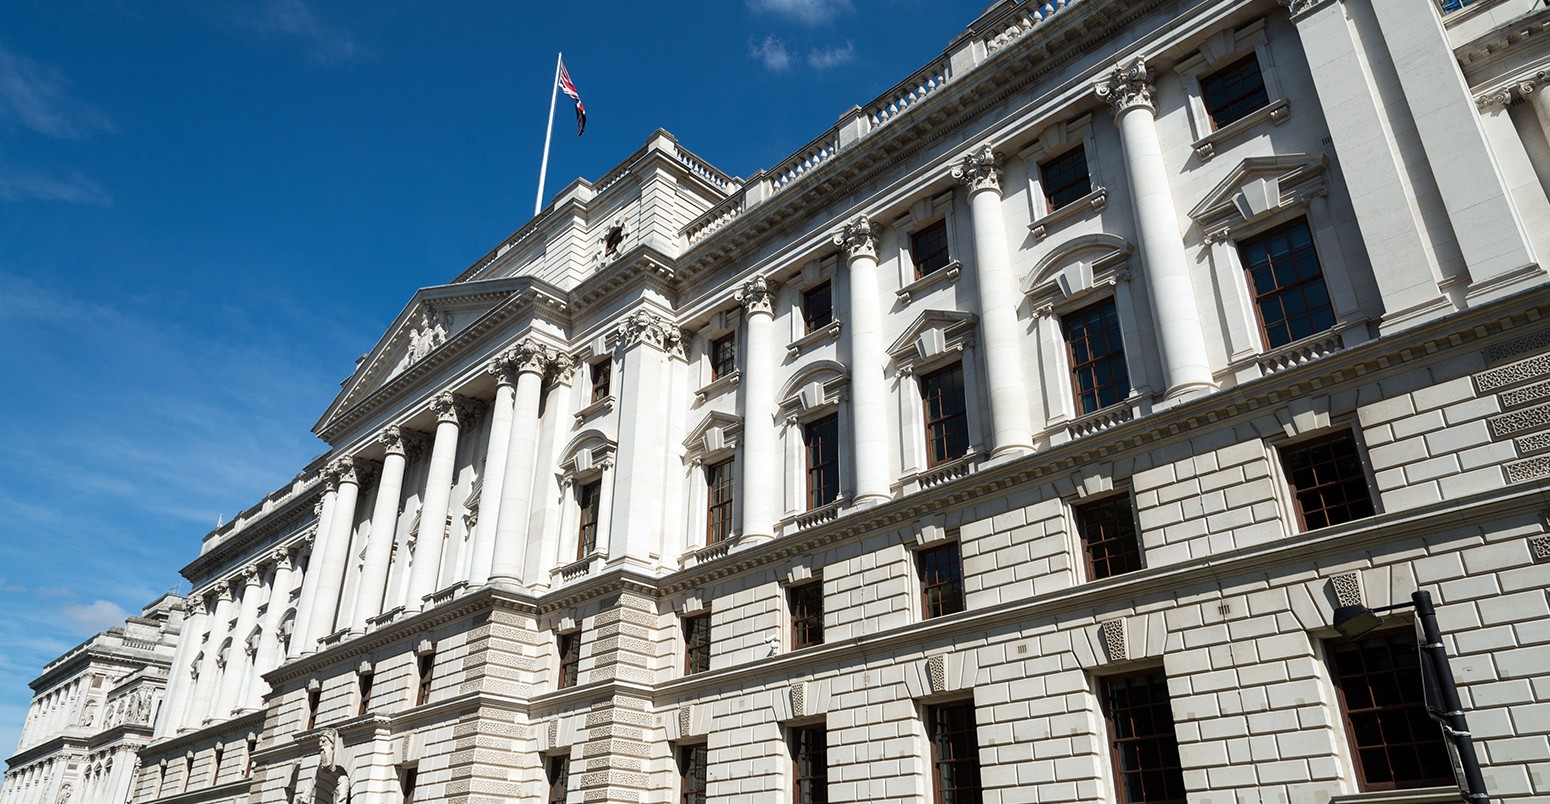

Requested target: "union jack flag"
[{"left": 558, "top": 58, "right": 586, "bottom": 136}]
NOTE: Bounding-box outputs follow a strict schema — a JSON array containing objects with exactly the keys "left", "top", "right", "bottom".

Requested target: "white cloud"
[
  {"left": 62, "top": 600, "right": 130, "bottom": 633},
  {"left": 215, "top": 0, "right": 361, "bottom": 64},
  {"left": 0, "top": 163, "right": 111, "bottom": 205},
  {"left": 0, "top": 46, "right": 112, "bottom": 140},
  {"left": 749, "top": 35, "right": 792, "bottom": 72},
  {"left": 747, "top": 0, "right": 853, "bottom": 25},
  {"left": 807, "top": 42, "right": 855, "bottom": 70}
]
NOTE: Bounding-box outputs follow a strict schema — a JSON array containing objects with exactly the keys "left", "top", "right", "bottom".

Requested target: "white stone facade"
[{"left": 9, "top": 0, "right": 1548, "bottom": 802}]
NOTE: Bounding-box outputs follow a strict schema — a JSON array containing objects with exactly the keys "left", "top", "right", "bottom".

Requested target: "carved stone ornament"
[
  {"left": 952, "top": 145, "right": 1003, "bottom": 194},
  {"left": 429, "top": 391, "right": 477, "bottom": 426},
  {"left": 833, "top": 214, "right": 879, "bottom": 260},
  {"left": 617, "top": 310, "right": 684, "bottom": 354},
  {"left": 328, "top": 456, "right": 360, "bottom": 486},
  {"left": 187, "top": 595, "right": 208, "bottom": 618},
  {"left": 350, "top": 458, "right": 382, "bottom": 489},
  {"left": 399, "top": 302, "right": 453, "bottom": 371},
  {"left": 269, "top": 547, "right": 294, "bottom": 571},
  {"left": 237, "top": 566, "right": 262, "bottom": 588},
  {"left": 1278, "top": 0, "right": 1333, "bottom": 19},
  {"left": 379, "top": 425, "right": 409, "bottom": 457},
  {"left": 736, "top": 276, "right": 777, "bottom": 316},
  {"left": 547, "top": 350, "right": 576, "bottom": 383},
  {"left": 487, "top": 350, "right": 523, "bottom": 387},
  {"left": 316, "top": 727, "right": 341, "bottom": 770},
  {"left": 513, "top": 338, "right": 552, "bottom": 376},
  {"left": 1096, "top": 57, "right": 1156, "bottom": 114}
]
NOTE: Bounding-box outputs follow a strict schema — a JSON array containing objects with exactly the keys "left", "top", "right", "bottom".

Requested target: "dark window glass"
[
  {"left": 679, "top": 744, "right": 708, "bottom": 804},
  {"left": 1077, "top": 495, "right": 1143, "bottom": 580},
  {"left": 921, "top": 364, "right": 969, "bottom": 467},
  {"left": 1200, "top": 53, "right": 1270, "bottom": 129},
  {"left": 789, "top": 582, "right": 824, "bottom": 650},
  {"left": 212, "top": 746, "right": 224, "bottom": 783},
  {"left": 577, "top": 481, "right": 601, "bottom": 558},
  {"left": 1041, "top": 145, "right": 1092, "bottom": 210},
  {"left": 912, "top": 219, "right": 952, "bottom": 277},
  {"left": 706, "top": 460, "right": 734, "bottom": 544},
  {"left": 1239, "top": 219, "right": 1335, "bottom": 348},
  {"left": 1064, "top": 299, "right": 1130, "bottom": 415},
  {"left": 557, "top": 632, "right": 581, "bottom": 690},
  {"left": 919, "top": 543, "right": 965, "bottom": 619},
  {"left": 244, "top": 737, "right": 256, "bottom": 778},
  {"left": 590, "top": 360, "right": 610, "bottom": 403},
  {"left": 791, "top": 725, "right": 829, "bottom": 804},
  {"left": 1330, "top": 632, "right": 1453, "bottom": 791},
  {"left": 400, "top": 767, "right": 418, "bottom": 803},
  {"left": 357, "top": 671, "right": 373, "bottom": 716},
  {"left": 804, "top": 415, "right": 841, "bottom": 510},
  {"left": 547, "top": 756, "right": 570, "bottom": 804},
  {"left": 683, "top": 614, "right": 711, "bottom": 675},
  {"left": 305, "top": 688, "right": 320, "bottom": 730},
  {"left": 803, "top": 282, "right": 834, "bottom": 333},
  {"left": 416, "top": 653, "right": 434, "bottom": 707},
  {"left": 710, "top": 334, "right": 736, "bottom": 381},
  {"left": 1280, "top": 431, "right": 1375, "bottom": 530},
  {"left": 1102, "top": 672, "right": 1187, "bottom": 804},
  {"left": 926, "top": 701, "right": 983, "bottom": 804}
]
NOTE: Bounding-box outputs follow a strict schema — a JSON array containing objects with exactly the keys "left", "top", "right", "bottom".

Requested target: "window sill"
[
  {"left": 1229, "top": 326, "right": 1346, "bottom": 380},
  {"left": 787, "top": 320, "right": 843, "bottom": 357},
  {"left": 1328, "top": 787, "right": 1465, "bottom": 804},
  {"left": 897, "top": 259, "right": 961, "bottom": 305},
  {"left": 553, "top": 551, "right": 606, "bottom": 583},
  {"left": 1029, "top": 187, "right": 1108, "bottom": 241},
  {"left": 1192, "top": 97, "right": 1290, "bottom": 161},
  {"left": 898, "top": 450, "right": 979, "bottom": 494},
  {"left": 574, "top": 395, "right": 616, "bottom": 424},
  {"left": 683, "top": 535, "right": 738, "bottom": 566},
  {"left": 695, "top": 370, "right": 741, "bottom": 403},
  {"left": 1064, "top": 398, "right": 1138, "bottom": 441},
  {"left": 782, "top": 496, "right": 847, "bottom": 533}
]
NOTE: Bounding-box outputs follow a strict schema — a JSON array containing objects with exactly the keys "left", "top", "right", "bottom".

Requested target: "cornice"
[
  {"left": 137, "top": 711, "right": 265, "bottom": 762},
  {"left": 181, "top": 486, "right": 322, "bottom": 586},
  {"left": 567, "top": 245, "right": 680, "bottom": 316}
]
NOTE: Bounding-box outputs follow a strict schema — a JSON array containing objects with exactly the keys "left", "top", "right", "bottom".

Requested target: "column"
[
  {"left": 522, "top": 353, "right": 573, "bottom": 580},
  {"left": 406, "top": 392, "right": 474, "bottom": 608},
  {"left": 213, "top": 568, "right": 261, "bottom": 719},
  {"left": 737, "top": 277, "right": 779, "bottom": 542},
  {"left": 835, "top": 215, "right": 892, "bottom": 506},
  {"left": 468, "top": 356, "right": 520, "bottom": 585},
  {"left": 1528, "top": 75, "right": 1550, "bottom": 144},
  {"left": 299, "top": 457, "right": 364, "bottom": 650},
  {"left": 1098, "top": 59, "right": 1215, "bottom": 401},
  {"left": 288, "top": 471, "right": 338, "bottom": 657},
  {"left": 352, "top": 427, "right": 412, "bottom": 628},
  {"left": 245, "top": 549, "right": 294, "bottom": 710},
  {"left": 604, "top": 312, "right": 682, "bottom": 570},
  {"left": 188, "top": 587, "right": 232, "bottom": 725},
  {"left": 952, "top": 146, "right": 1035, "bottom": 455},
  {"left": 489, "top": 342, "right": 550, "bottom": 588}
]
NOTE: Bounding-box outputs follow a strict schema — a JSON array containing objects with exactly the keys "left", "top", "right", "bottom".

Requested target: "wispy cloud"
[
  {"left": 62, "top": 600, "right": 130, "bottom": 632},
  {"left": 215, "top": 0, "right": 360, "bottom": 64},
  {"left": 747, "top": 0, "right": 853, "bottom": 25},
  {"left": 0, "top": 45, "right": 113, "bottom": 140},
  {"left": 0, "top": 163, "right": 111, "bottom": 204},
  {"left": 806, "top": 42, "right": 855, "bottom": 70},
  {"left": 749, "top": 35, "right": 792, "bottom": 72}
]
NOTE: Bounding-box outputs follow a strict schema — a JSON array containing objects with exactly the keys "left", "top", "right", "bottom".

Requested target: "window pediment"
[
  {"left": 778, "top": 362, "right": 849, "bottom": 424},
  {"left": 887, "top": 310, "right": 977, "bottom": 376},
  {"left": 1188, "top": 154, "right": 1326, "bottom": 243},
  {"left": 1024, "top": 234, "right": 1134, "bottom": 306},
  {"left": 684, "top": 411, "right": 743, "bottom": 464},
  {"left": 558, "top": 430, "right": 617, "bottom": 487}
]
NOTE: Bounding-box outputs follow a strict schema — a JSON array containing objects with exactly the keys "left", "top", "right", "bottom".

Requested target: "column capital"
[
  {"left": 269, "top": 547, "right": 294, "bottom": 572},
  {"left": 952, "top": 145, "right": 1004, "bottom": 194},
  {"left": 1096, "top": 57, "right": 1156, "bottom": 115},
  {"left": 214, "top": 584, "right": 234, "bottom": 604},
  {"left": 328, "top": 456, "right": 363, "bottom": 486},
  {"left": 512, "top": 339, "right": 553, "bottom": 377},
  {"left": 351, "top": 457, "right": 383, "bottom": 488},
  {"left": 833, "top": 214, "right": 879, "bottom": 261},
  {"left": 548, "top": 351, "right": 577, "bottom": 384},
  {"left": 186, "top": 595, "right": 208, "bottom": 618},
  {"left": 379, "top": 425, "right": 410, "bottom": 457},
  {"left": 1278, "top": 0, "right": 1336, "bottom": 21},
  {"left": 617, "top": 309, "right": 684, "bottom": 354},
  {"left": 236, "top": 566, "right": 262, "bottom": 588},
  {"left": 488, "top": 350, "right": 522, "bottom": 387},
  {"left": 429, "top": 391, "right": 478, "bottom": 426},
  {"left": 735, "top": 276, "right": 777, "bottom": 316}
]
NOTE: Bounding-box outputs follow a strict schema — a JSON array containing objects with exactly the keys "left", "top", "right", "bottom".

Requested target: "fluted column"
[
  {"left": 953, "top": 146, "right": 1035, "bottom": 457},
  {"left": 406, "top": 393, "right": 474, "bottom": 609},
  {"left": 489, "top": 341, "right": 550, "bottom": 587},
  {"left": 352, "top": 427, "right": 412, "bottom": 628},
  {"left": 213, "top": 569, "right": 260, "bottom": 719},
  {"left": 288, "top": 474, "right": 337, "bottom": 656},
  {"left": 245, "top": 549, "right": 294, "bottom": 709},
  {"left": 1098, "top": 59, "right": 1214, "bottom": 402},
  {"left": 737, "top": 277, "right": 779, "bottom": 542},
  {"left": 468, "top": 356, "right": 520, "bottom": 585},
  {"left": 188, "top": 587, "right": 232, "bottom": 724},
  {"left": 299, "top": 458, "right": 363, "bottom": 649},
  {"left": 835, "top": 216, "right": 891, "bottom": 505}
]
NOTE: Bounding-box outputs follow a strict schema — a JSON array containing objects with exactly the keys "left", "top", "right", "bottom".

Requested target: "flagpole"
[{"left": 535, "top": 52, "right": 563, "bottom": 217}]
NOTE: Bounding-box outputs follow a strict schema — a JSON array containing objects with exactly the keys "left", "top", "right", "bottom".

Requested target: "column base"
[
  {"left": 988, "top": 444, "right": 1034, "bottom": 463},
  {"left": 851, "top": 493, "right": 891, "bottom": 509},
  {"left": 1157, "top": 382, "right": 1215, "bottom": 409}
]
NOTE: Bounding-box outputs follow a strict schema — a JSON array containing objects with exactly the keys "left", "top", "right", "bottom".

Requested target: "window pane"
[
  {"left": 706, "top": 460, "right": 734, "bottom": 543},
  {"left": 711, "top": 335, "right": 736, "bottom": 381},
  {"left": 1102, "top": 672, "right": 1186, "bottom": 804},
  {"left": 680, "top": 744, "right": 708, "bottom": 804},
  {"left": 1063, "top": 299, "right": 1130, "bottom": 415},
  {"left": 805, "top": 415, "right": 841, "bottom": 510},
  {"left": 1279, "top": 431, "right": 1374, "bottom": 530},
  {"left": 789, "top": 582, "right": 825, "bottom": 649},
  {"left": 927, "top": 701, "right": 983, "bottom": 804},
  {"left": 558, "top": 632, "right": 581, "bottom": 689},
  {"left": 1041, "top": 144, "right": 1092, "bottom": 210},
  {"left": 590, "top": 361, "right": 610, "bottom": 402},
  {"left": 683, "top": 614, "right": 711, "bottom": 675},
  {"left": 803, "top": 282, "right": 833, "bottom": 333},
  {"left": 919, "top": 543, "right": 965, "bottom": 619},
  {"left": 577, "top": 481, "right": 601, "bottom": 558},
  {"left": 1238, "top": 219, "right": 1335, "bottom": 349},
  {"left": 791, "top": 726, "right": 829, "bottom": 804},
  {"left": 912, "top": 219, "right": 951, "bottom": 277},
  {"left": 1200, "top": 53, "right": 1270, "bottom": 129},
  {"left": 1330, "top": 632, "right": 1453, "bottom": 791},
  {"left": 1076, "top": 495, "right": 1143, "bottom": 579},
  {"left": 920, "top": 365, "right": 968, "bottom": 467}
]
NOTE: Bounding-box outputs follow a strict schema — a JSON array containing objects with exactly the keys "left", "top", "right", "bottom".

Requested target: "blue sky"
[{"left": 0, "top": 0, "right": 987, "bottom": 758}]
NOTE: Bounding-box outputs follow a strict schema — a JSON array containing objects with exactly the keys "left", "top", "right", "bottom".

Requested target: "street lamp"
[{"left": 1331, "top": 590, "right": 1490, "bottom": 804}]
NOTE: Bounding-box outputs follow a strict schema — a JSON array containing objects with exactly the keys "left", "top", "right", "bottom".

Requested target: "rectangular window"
[
  {"left": 1330, "top": 631, "right": 1453, "bottom": 791},
  {"left": 244, "top": 736, "right": 256, "bottom": 778},
  {"left": 211, "top": 746, "right": 224, "bottom": 783},
  {"left": 557, "top": 632, "right": 581, "bottom": 689},
  {"left": 1239, "top": 219, "right": 1335, "bottom": 349},
  {"left": 415, "top": 652, "right": 435, "bottom": 707},
  {"left": 919, "top": 542, "right": 965, "bottom": 619},
  {"left": 683, "top": 613, "right": 711, "bottom": 675},
  {"left": 804, "top": 414, "right": 840, "bottom": 510},
  {"left": 705, "top": 460, "right": 734, "bottom": 544},
  {"left": 710, "top": 334, "right": 737, "bottom": 381},
  {"left": 576, "top": 481, "right": 601, "bottom": 558},
  {"left": 305, "top": 688, "right": 320, "bottom": 730},
  {"left": 399, "top": 766, "right": 418, "bottom": 803},
  {"left": 547, "top": 756, "right": 570, "bottom": 804},
  {"left": 1102, "top": 671, "right": 1187, "bottom": 804},
  {"left": 357, "top": 670, "right": 374, "bottom": 716},
  {"left": 1041, "top": 144, "right": 1092, "bottom": 211},
  {"left": 590, "top": 360, "right": 610, "bottom": 403},
  {"left": 679, "top": 744, "right": 708, "bottom": 804},
  {"left": 1075, "top": 495, "right": 1143, "bottom": 580},
  {"left": 789, "top": 582, "right": 824, "bottom": 650},
  {"left": 1280, "top": 431, "right": 1375, "bottom": 530},
  {"left": 802, "top": 281, "right": 834, "bottom": 333},
  {"left": 1200, "top": 53, "right": 1270, "bottom": 129},
  {"left": 790, "top": 725, "right": 829, "bottom": 804},
  {"left": 1063, "top": 299, "right": 1130, "bottom": 415},
  {"left": 911, "top": 219, "right": 952, "bottom": 278},
  {"left": 926, "top": 700, "right": 983, "bottom": 804},
  {"left": 920, "top": 364, "right": 969, "bottom": 467}
]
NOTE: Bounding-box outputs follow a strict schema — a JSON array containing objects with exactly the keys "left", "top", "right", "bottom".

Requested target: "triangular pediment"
[
  {"left": 1188, "top": 154, "right": 1327, "bottom": 239},
  {"left": 886, "top": 309, "right": 977, "bottom": 359},
  {"left": 684, "top": 411, "right": 744, "bottom": 452}
]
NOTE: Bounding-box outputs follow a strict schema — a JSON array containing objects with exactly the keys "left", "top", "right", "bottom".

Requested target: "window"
[
  {"left": 911, "top": 219, "right": 952, "bottom": 278},
  {"left": 547, "top": 756, "right": 570, "bottom": 804},
  {"left": 926, "top": 701, "right": 982, "bottom": 804},
  {"left": 1075, "top": 495, "right": 1143, "bottom": 580},
  {"left": 705, "top": 460, "right": 734, "bottom": 544},
  {"left": 802, "top": 282, "right": 833, "bottom": 333},
  {"left": 804, "top": 415, "right": 840, "bottom": 510},
  {"left": 576, "top": 481, "right": 601, "bottom": 558},
  {"left": 590, "top": 360, "right": 610, "bottom": 403},
  {"left": 1064, "top": 299, "right": 1130, "bottom": 415},
  {"left": 710, "top": 334, "right": 736, "bottom": 381},
  {"left": 1102, "top": 671, "right": 1186, "bottom": 804},
  {"left": 1200, "top": 53, "right": 1269, "bottom": 130},
  {"left": 184, "top": 755, "right": 194, "bottom": 792},
  {"left": 1041, "top": 145, "right": 1091, "bottom": 211},
  {"left": 790, "top": 725, "right": 829, "bottom": 804},
  {"left": 1239, "top": 219, "right": 1334, "bottom": 349},
  {"left": 244, "top": 736, "right": 256, "bottom": 778},
  {"left": 683, "top": 613, "right": 711, "bottom": 675},
  {"left": 1279, "top": 431, "right": 1374, "bottom": 530},
  {"left": 211, "top": 746, "right": 224, "bottom": 783},
  {"left": 415, "top": 652, "right": 435, "bottom": 707},
  {"left": 357, "top": 670, "right": 374, "bottom": 716},
  {"left": 557, "top": 632, "right": 581, "bottom": 690},
  {"left": 920, "top": 364, "right": 969, "bottom": 467},
  {"left": 789, "top": 582, "right": 824, "bottom": 650},
  {"left": 305, "top": 688, "right": 320, "bottom": 730},
  {"left": 1329, "top": 631, "right": 1453, "bottom": 791},
  {"left": 399, "top": 766, "right": 418, "bottom": 803},
  {"left": 679, "top": 744, "right": 708, "bottom": 804},
  {"left": 918, "top": 543, "right": 965, "bottom": 619}
]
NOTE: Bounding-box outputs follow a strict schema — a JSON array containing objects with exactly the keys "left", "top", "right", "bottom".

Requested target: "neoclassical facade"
[{"left": 20, "top": 0, "right": 1550, "bottom": 802}]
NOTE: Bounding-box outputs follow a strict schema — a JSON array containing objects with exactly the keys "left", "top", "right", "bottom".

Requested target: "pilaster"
[{"left": 605, "top": 311, "right": 684, "bottom": 572}]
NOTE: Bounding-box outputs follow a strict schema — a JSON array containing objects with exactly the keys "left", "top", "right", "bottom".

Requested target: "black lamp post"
[{"left": 1331, "top": 590, "right": 1490, "bottom": 804}]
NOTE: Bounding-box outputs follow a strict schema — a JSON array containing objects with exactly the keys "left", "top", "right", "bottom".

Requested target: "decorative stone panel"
[
  {"left": 1531, "top": 535, "right": 1550, "bottom": 563},
  {"left": 1101, "top": 619, "right": 1127, "bottom": 662},
  {"left": 1329, "top": 571, "right": 1363, "bottom": 608},
  {"left": 1482, "top": 329, "right": 1550, "bottom": 365}
]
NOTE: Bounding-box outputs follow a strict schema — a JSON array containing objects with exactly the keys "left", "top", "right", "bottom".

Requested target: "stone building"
[
  {"left": 0, "top": 595, "right": 184, "bottom": 804},
  {"left": 84, "top": 0, "right": 1550, "bottom": 801}
]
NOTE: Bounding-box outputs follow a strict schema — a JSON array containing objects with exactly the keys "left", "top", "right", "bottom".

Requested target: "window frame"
[
  {"left": 1327, "top": 630, "right": 1455, "bottom": 792},
  {"left": 1199, "top": 52, "right": 1271, "bottom": 131},
  {"left": 589, "top": 359, "right": 611, "bottom": 404},
  {"left": 705, "top": 459, "right": 735, "bottom": 545},
  {"left": 1277, "top": 429, "right": 1376, "bottom": 531},
  {"left": 1237, "top": 217, "right": 1337, "bottom": 351},
  {"left": 925, "top": 699, "right": 983, "bottom": 804},
  {"left": 1062, "top": 297, "right": 1132, "bottom": 416},
  {"left": 909, "top": 218, "right": 953, "bottom": 279},
  {"left": 709, "top": 333, "right": 737, "bottom": 382},
  {"left": 678, "top": 743, "right": 709, "bottom": 804},
  {"left": 356, "top": 669, "right": 374, "bottom": 716},
  {"left": 557, "top": 631, "right": 582, "bottom": 690},
  {"left": 547, "top": 755, "right": 570, "bottom": 804},
  {"left": 801, "top": 281, "right": 834, "bottom": 334},
  {"left": 803, "top": 413, "right": 841, "bottom": 511},
  {"left": 575, "top": 480, "right": 602, "bottom": 559},
  {"left": 1074, "top": 493, "right": 1144, "bottom": 580},
  {"left": 920, "top": 363, "right": 970, "bottom": 469},
  {"left": 1173, "top": 20, "right": 1289, "bottom": 161},
  {"left": 788, "top": 581, "right": 824, "bottom": 651},
  {"left": 305, "top": 687, "right": 320, "bottom": 730},
  {"left": 917, "top": 542, "right": 966, "bottom": 620},
  {"left": 682, "top": 613, "right": 712, "bottom": 676},
  {"left": 1040, "top": 144, "right": 1093, "bottom": 212},
  {"left": 789, "top": 724, "right": 829, "bottom": 804},
  {"left": 415, "top": 652, "right": 435, "bottom": 707},
  {"left": 1100, "top": 670, "right": 1188, "bottom": 804}
]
